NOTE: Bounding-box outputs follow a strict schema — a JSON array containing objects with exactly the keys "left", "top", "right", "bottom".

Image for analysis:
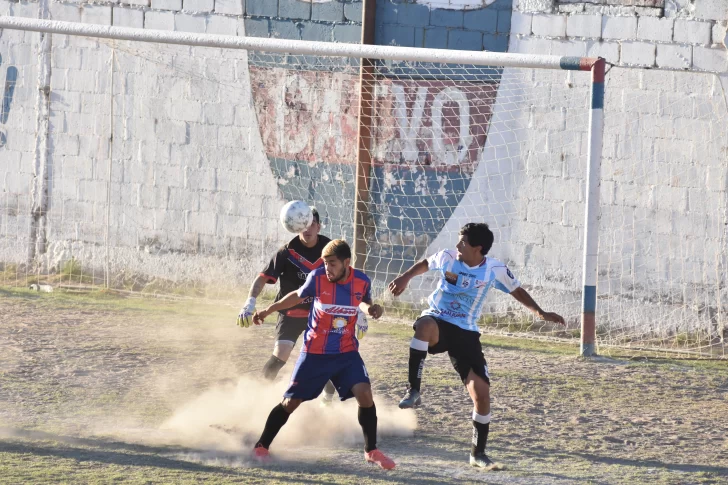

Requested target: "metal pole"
[
  {"left": 105, "top": 47, "right": 115, "bottom": 289},
  {"left": 353, "top": 0, "right": 376, "bottom": 269},
  {"left": 28, "top": 0, "right": 52, "bottom": 266},
  {"left": 0, "top": 16, "right": 588, "bottom": 71},
  {"left": 580, "top": 58, "right": 605, "bottom": 357}
]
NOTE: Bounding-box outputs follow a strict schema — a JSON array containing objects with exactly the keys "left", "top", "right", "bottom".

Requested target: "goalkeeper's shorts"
[{"left": 275, "top": 313, "right": 308, "bottom": 344}]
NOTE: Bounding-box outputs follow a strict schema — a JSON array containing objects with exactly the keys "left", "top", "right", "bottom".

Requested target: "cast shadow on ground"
[{"left": 0, "top": 428, "right": 482, "bottom": 484}]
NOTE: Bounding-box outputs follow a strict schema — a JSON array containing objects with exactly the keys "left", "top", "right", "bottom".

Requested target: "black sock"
[
  {"left": 471, "top": 421, "right": 489, "bottom": 456},
  {"left": 358, "top": 404, "right": 378, "bottom": 453},
  {"left": 324, "top": 380, "right": 336, "bottom": 396},
  {"left": 256, "top": 404, "right": 290, "bottom": 449},
  {"left": 262, "top": 355, "right": 286, "bottom": 381},
  {"left": 408, "top": 348, "right": 427, "bottom": 392}
]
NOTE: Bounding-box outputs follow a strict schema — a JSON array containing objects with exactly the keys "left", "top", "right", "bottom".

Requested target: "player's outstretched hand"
[
  {"left": 252, "top": 309, "right": 270, "bottom": 326},
  {"left": 388, "top": 276, "right": 409, "bottom": 297},
  {"left": 368, "top": 304, "right": 384, "bottom": 319},
  {"left": 237, "top": 297, "right": 256, "bottom": 328},
  {"left": 541, "top": 312, "right": 566, "bottom": 326}
]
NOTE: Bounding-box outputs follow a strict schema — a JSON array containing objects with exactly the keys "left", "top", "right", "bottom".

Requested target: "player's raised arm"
[
  {"left": 388, "top": 259, "right": 430, "bottom": 297},
  {"left": 509, "top": 287, "right": 565, "bottom": 326},
  {"left": 253, "top": 291, "right": 305, "bottom": 325}
]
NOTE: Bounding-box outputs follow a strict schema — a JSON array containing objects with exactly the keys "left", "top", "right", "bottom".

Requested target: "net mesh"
[{"left": 0, "top": 27, "right": 726, "bottom": 357}]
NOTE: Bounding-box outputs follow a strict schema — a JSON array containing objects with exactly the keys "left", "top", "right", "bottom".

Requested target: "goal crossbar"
[{"left": 0, "top": 16, "right": 599, "bottom": 71}]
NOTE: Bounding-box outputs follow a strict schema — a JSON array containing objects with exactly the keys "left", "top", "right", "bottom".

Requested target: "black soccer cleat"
[{"left": 398, "top": 388, "right": 422, "bottom": 409}]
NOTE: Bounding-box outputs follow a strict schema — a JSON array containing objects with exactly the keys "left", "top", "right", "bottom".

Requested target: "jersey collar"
[
  {"left": 338, "top": 266, "right": 354, "bottom": 285},
  {"left": 461, "top": 256, "right": 487, "bottom": 270}
]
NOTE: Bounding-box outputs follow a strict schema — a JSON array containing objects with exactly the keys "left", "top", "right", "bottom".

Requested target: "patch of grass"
[
  {"left": 60, "top": 258, "right": 84, "bottom": 277},
  {"left": 481, "top": 334, "right": 579, "bottom": 356}
]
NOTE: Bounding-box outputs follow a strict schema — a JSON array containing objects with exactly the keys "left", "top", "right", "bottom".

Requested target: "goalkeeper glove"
[
  {"left": 356, "top": 311, "right": 368, "bottom": 340},
  {"left": 237, "top": 297, "right": 256, "bottom": 328}
]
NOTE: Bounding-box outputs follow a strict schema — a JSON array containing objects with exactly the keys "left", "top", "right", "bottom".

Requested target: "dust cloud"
[{"left": 106, "top": 375, "right": 416, "bottom": 462}]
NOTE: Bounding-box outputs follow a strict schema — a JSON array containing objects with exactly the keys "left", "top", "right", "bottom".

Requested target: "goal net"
[{"left": 0, "top": 17, "right": 726, "bottom": 358}]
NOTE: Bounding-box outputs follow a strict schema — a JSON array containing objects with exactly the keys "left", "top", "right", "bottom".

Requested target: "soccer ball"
[{"left": 280, "top": 200, "right": 313, "bottom": 233}]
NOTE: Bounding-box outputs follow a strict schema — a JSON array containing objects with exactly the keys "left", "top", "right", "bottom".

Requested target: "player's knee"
[
  {"left": 281, "top": 398, "right": 302, "bottom": 413},
  {"left": 413, "top": 317, "right": 437, "bottom": 338},
  {"left": 273, "top": 341, "right": 294, "bottom": 361},
  {"left": 351, "top": 383, "right": 374, "bottom": 407}
]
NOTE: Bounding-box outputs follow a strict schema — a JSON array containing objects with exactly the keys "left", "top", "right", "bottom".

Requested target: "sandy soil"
[{"left": 1, "top": 291, "right": 727, "bottom": 484}]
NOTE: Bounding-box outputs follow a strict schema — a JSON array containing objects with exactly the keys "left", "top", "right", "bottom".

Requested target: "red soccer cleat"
[
  {"left": 252, "top": 445, "right": 271, "bottom": 464},
  {"left": 365, "top": 449, "right": 396, "bottom": 470}
]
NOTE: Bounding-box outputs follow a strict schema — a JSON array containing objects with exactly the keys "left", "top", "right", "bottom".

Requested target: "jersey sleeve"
[
  {"left": 426, "top": 250, "right": 455, "bottom": 271},
  {"left": 362, "top": 279, "right": 372, "bottom": 304},
  {"left": 297, "top": 270, "right": 317, "bottom": 299},
  {"left": 260, "top": 248, "right": 286, "bottom": 283},
  {"left": 493, "top": 265, "right": 521, "bottom": 293}
]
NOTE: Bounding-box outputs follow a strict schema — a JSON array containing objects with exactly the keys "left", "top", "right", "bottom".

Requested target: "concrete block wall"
[
  {"left": 493, "top": 0, "right": 728, "bottom": 332},
  {"left": 0, "top": 23, "right": 38, "bottom": 265},
  {"left": 242, "top": 0, "right": 362, "bottom": 43},
  {"left": 375, "top": 0, "right": 512, "bottom": 52},
  {"left": 510, "top": 2, "right": 728, "bottom": 70},
  {"left": 1, "top": 0, "right": 353, "bottom": 284}
]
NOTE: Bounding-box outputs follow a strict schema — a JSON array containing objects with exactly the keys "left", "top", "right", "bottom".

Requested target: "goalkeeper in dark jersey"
[{"left": 237, "top": 208, "right": 340, "bottom": 403}]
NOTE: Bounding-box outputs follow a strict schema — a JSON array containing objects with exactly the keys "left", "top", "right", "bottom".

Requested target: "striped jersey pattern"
[{"left": 297, "top": 267, "right": 372, "bottom": 354}]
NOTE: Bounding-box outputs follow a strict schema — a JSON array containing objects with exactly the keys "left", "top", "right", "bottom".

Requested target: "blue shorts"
[{"left": 284, "top": 351, "right": 370, "bottom": 402}]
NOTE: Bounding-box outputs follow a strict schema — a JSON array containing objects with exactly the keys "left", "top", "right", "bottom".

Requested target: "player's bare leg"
[
  {"left": 261, "top": 340, "right": 294, "bottom": 380},
  {"left": 464, "top": 371, "right": 499, "bottom": 470},
  {"left": 352, "top": 383, "right": 395, "bottom": 470},
  {"left": 253, "top": 397, "right": 303, "bottom": 462},
  {"left": 399, "top": 316, "right": 439, "bottom": 409}
]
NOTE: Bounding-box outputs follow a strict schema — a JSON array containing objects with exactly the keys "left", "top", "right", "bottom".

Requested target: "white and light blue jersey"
[{"left": 422, "top": 249, "right": 521, "bottom": 332}]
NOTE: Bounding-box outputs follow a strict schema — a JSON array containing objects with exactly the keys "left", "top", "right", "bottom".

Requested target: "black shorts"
[
  {"left": 275, "top": 313, "right": 308, "bottom": 344},
  {"left": 414, "top": 316, "right": 490, "bottom": 385}
]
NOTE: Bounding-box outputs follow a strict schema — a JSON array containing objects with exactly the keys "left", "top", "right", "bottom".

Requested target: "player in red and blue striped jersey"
[{"left": 250, "top": 239, "right": 395, "bottom": 470}]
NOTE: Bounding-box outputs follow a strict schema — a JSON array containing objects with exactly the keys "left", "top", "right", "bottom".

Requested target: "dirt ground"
[{"left": 1, "top": 288, "right": 727, "bottom": 484}]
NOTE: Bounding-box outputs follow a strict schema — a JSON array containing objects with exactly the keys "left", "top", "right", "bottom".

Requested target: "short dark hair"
[
  {"left": 322, "top": 239, "right": 351, "bottom": 261},
  {"left": 459, "top": 223, "right": 494, "bottom": 255},
  {"left": 311, "top": 207, "right": 320, "bottom": 224}
]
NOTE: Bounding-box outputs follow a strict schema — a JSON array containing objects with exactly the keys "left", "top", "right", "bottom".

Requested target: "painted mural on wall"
[
  {"left": 0, "top": 54, "right": 18, "bottom": 149},
  {"left": 248, "top": 0, "right": 513, "bottom": 278},
  {"left": 413, "top": 0, "right": 497, "bottom": 9}
]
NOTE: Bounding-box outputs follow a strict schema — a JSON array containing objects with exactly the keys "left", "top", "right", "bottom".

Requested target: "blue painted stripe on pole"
[
  {"left": 580, "top": 343, "right": 596, "bottom": 357},
  {"left": 559, "top": 56, "right": 582, "bottom": 70},
  {"left": 583, "top": 285, "right": 597, "bottom": 313},
  {"left": 591, "top": 81, "right": 604, "bottom": 109}
]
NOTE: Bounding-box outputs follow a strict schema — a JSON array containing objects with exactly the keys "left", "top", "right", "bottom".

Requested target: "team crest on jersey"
[
  {"left": 354, "top": 292, "right": 363, "bottom": 301},
  {"left": 445, "top": 271, "right": 458, "bottom": 285}
]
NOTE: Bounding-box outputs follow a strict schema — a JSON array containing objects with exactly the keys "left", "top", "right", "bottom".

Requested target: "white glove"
[
  {"left": 237, "top": 297, "right": 256, "bottom": 328},
  {"left": 356, "top": 310, "right": 368, "bottom": 340}
]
